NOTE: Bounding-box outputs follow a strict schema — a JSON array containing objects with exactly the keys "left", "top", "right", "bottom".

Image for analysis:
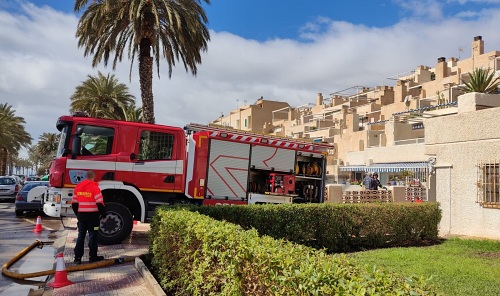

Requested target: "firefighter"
[{"left": 72, "top": 170, "right": 106, "bottom": 264}]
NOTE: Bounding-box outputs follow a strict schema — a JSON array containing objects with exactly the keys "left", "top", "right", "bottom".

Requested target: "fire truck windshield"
[{"left": 56, "top": 125, "right": 68, "bottom": 158}]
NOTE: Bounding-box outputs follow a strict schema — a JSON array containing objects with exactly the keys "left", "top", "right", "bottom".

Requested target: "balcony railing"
[
  {"left": 394, "top": 138, "right": 425, "bottom": 146},
  {"left": 343, "top": 190, "right": 393, "bottom": 203}
]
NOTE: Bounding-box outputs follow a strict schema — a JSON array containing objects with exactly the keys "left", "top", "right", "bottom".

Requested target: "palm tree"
[
  {"left": 0, "top": 103, "right": 32, "bottom": 175},
  {"left": 70, "top": 71, "right": 136, "bottom": 119},
  {"left": 37, "top": 133, "right": 60, "bottom": 156},
  {"left": 123, "top": 104, "right": 143, "bottom": 122},
  {"left": 32, "top": 133, "right": 60, "bottom": 175},
  {"left": 103, "top": 103, "right": 144, "bottom": 122},
  {"left": 27, "top": 145, "right": 41, "bottom": 175},
  {"left": 459, "top": 67, "right": 500, "bottom": 94},
  {"left": 74, "top": 0, "right": 211, "bottom": 124},
  {"left": 15, "top": 157, "right": 32, "bottom": 175}
]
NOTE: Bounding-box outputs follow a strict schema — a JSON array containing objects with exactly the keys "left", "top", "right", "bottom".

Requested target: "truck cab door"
[
  {"left": 66, "top": 124, "right": 117, "bottom": 186},
  {"left": 131, "top": 128, "right": 182, "bottom": 194}
]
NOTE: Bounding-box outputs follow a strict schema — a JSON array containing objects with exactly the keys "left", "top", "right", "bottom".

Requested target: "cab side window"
[
  {"left": 76, "top": 125, "right": 114, "bottom": 155},
  {"left": 138, "top": 131, "right": 174, "bottom": 161}
]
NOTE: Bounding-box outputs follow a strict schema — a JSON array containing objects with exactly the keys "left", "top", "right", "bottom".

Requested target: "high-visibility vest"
[{"left": 72, "top": 180, "right": 104, "bottom": 212}]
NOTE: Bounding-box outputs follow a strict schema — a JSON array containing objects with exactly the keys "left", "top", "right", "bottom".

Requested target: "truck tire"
[{"left": 97, "top": 202, "right": 133, "bottom": 245}]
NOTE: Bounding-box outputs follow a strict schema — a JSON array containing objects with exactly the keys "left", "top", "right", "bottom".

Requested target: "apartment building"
[
  {"left": 211, "top": 36, "right": 500, "bottom": 239},
  {"left": 210, "top": 97, "right": 290, "bottom": 134}
]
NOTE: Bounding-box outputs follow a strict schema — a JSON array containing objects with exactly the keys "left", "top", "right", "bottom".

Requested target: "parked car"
[
  {"left": 13, "top": 174, "right": 27, "bottom": 185},
  {"left": 0, "top": 176, "right": 20, "bottom": 201},
  {"left": 15, "top": 181, "right": 49, "bottom": 216},
  {"left": 26, "top": 176, "right": 41, "bottom": 181}
]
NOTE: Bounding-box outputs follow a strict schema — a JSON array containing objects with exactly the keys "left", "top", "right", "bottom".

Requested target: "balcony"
[{"left": 394, "top": 138, "right": 425, "bottom": 146}]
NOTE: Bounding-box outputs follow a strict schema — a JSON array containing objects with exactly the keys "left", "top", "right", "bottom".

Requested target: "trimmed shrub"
[
  {"left": 150, "top": 208, "right": 437, "bottom": 295},
  {"left": 184, "top": 202, "right": 442, "bottom": 252}
]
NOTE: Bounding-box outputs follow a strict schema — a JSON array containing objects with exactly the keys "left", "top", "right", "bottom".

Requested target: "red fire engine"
[{"left": 43, "top": 114, "right": 334, "bottom": 244}]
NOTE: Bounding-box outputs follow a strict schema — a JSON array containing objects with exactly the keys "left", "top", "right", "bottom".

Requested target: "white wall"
[{"left": 425, "top": 93, "right": 500, "bottom": 239}]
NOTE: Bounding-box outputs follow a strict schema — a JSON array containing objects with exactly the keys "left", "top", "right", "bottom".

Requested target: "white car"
[
  {"left": 10, "top": 175, "right": 24, "bottom": 185},
  {"left": 0, "top": 176, "right": 20, "bottom": 200}
]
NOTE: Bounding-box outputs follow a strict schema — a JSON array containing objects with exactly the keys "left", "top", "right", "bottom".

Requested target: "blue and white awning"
[
  {"left": 340, "top": 162, "right": 428, "bottom": 173},
  {"left": 339, "top": 165, "right": 366, "bottom": 172}
]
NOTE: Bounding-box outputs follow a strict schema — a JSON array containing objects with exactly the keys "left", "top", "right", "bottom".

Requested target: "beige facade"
[
  {"left": 210, "top": 97, "right": 290, "bottom": 134},
  {"left": 209, "top": 36, "right": 500, "bottom": 239}
]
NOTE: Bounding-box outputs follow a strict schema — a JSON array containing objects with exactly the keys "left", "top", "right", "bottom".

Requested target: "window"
[
  {"left": 138, "top": 130, "right": 174, "bottom": 161},
  {"left": 76, "top": 125, "right": 114, "bottom": 155},
  {"left": 0, "top": 177, "right": 15, "bottom": 185},
  {"left": 244, "top": 118, "right": 248, "bottom": 127},
  {"left": 477, "top": 161, "right": 500, "bottom": 208},
  {"left": 56, "top": 125, "right": 68, "bottom": 157}
]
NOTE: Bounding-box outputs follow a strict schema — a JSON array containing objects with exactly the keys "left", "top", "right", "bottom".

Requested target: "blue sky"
[
  {"left": 11, "top": 0, "right": 499, "bottom": 40},
  {"left": 2, "top": 0, "right": 500, "bottom": 157},
  {"left": 7, "top": 1, "right": 402, "bottom": 39}
]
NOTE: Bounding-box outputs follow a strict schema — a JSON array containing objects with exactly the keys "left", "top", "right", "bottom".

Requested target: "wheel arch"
[{"left": 99, "top": 181, "right": 145, "bottom": 222}]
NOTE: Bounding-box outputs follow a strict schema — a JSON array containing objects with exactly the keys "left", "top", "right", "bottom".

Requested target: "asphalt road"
[{"left": 0, "top": 201, "right": 67, "bottom": 296}]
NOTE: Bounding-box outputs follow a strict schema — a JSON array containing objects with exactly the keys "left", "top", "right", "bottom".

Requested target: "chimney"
[
  {"left": 472, "top": 36, "right": 484, "bottom": 57},
  {"left": 435, "top": 57, "right": 447, "bottom": 80},
  {"left": 316, "top": 93, "right": 323, "bottom": 106}
]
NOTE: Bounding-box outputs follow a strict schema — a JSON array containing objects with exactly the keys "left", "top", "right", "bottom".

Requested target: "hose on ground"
[{"left": 2, "top": 240, "right": 138, "bottom": 280}]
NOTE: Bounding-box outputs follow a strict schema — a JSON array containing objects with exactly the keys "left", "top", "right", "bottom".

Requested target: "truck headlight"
[{"left": 48, "top": 193, "right": 61, "bottom": 203}]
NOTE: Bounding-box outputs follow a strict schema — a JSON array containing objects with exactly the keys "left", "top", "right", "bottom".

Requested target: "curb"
[{"left": 135, "top": 257, "right": 166, "bottom": 296}]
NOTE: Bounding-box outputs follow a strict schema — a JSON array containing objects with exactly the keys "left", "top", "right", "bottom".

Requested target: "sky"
[{"left": 2, "top": 0, "right": 500, "bottom": 158}]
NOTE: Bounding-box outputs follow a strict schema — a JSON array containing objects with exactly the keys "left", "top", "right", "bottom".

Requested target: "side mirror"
[
  {"left": 75, "top": 126, "right": 84, "bottom": 136},
  {"left": 71, "top": 126, "right": 84, "bottom": 159},
  {"left": 71, "top": 136, "right": 82, "bottom": 159}
]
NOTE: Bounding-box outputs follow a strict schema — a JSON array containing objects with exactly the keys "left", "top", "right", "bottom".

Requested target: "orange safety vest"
[{"left": 72, "top": 179, "right": 104, "bottom": 212}]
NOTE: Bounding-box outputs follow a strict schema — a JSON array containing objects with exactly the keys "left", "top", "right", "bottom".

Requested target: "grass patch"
[{"left": 348, "top": 237, "right": 500, "bottom": 296}]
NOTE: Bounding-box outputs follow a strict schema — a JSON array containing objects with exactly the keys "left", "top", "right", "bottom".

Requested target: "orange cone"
[
  {"left": 49, "top": 253, "right": 74, "bottom": 288},
  {"left": 32, "top": 216, "right": 43, "bottom": 232}
]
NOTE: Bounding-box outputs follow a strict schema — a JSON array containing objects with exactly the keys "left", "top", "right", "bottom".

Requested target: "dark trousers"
[{"left": 74, "top": 215, "right": 100, "bottom": 259}]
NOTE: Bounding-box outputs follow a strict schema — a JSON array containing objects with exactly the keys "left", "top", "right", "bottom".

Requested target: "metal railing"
[
  {"left": 477, "top": 160, "right": 500, "bottom": 208},
  {"left": 394, "top": 138, "right": 425, "bottom": 146},
  {"left": 342, "top": 190, "right": 393, "bottom": 203}
]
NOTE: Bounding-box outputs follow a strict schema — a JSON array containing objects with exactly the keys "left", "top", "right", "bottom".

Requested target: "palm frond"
[
  {"left": 75, "top": 0, "right": 211, "bottom": 123},
  {"left": 459, "top": 68, "right": 500, "bottom": 94}
]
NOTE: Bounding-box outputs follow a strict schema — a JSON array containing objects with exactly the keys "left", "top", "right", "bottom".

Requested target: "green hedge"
[
  {"left": 184, "top": 202, "right": 442, "bottom": 252},
  {"left": 150, "top": 208, "right": 437, "bottom": 295}
]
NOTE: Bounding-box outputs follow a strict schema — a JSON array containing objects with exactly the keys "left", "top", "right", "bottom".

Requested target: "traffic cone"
[
  {"left": 32, "top": 216, "right": 43, "bottom": 232},
  {"left": 49, "top": 253, "right": 74, "bottom": 288}
]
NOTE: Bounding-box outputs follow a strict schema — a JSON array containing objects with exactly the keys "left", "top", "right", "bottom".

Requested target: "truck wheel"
[{"left": 97, "top": 202, "right": 133, "bottom": 245}]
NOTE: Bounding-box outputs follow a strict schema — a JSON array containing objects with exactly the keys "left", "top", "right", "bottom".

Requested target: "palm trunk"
[
  {"left": 1, "top": 148, "right": 7, "bottom": 176},
  {"left": 139, "top": 38, "right": 155, "bottom": 124},
  {"left": 8, "top": 154, "right": 12, "bottom": 175}
]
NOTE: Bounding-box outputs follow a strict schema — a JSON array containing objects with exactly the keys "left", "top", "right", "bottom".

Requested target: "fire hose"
[{"left": 2, "top": 240, "right": 137, "bottom": 280}]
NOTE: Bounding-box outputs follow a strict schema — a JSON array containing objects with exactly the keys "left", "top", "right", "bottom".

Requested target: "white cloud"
[
  {"left": 2, "top": 2, "right": 500, "bottom": 159},
  {"left": 449, "top": 0, "right": 500, "bottom": 4},
  {"left": 394, "top": 0, "right": 444, "bottom": 20}
]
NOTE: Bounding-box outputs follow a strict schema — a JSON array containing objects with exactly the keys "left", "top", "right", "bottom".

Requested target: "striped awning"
[
  {"left": 340, "top": 162, "right": 428, "bottom": 173},
  {"left": 339, "top": 165, "right": 366, "bottom": 172}
]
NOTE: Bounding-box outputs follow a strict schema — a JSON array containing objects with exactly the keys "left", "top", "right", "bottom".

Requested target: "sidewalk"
[{"left": 42, "top": 218, "right": 164, "bottom": 296}]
